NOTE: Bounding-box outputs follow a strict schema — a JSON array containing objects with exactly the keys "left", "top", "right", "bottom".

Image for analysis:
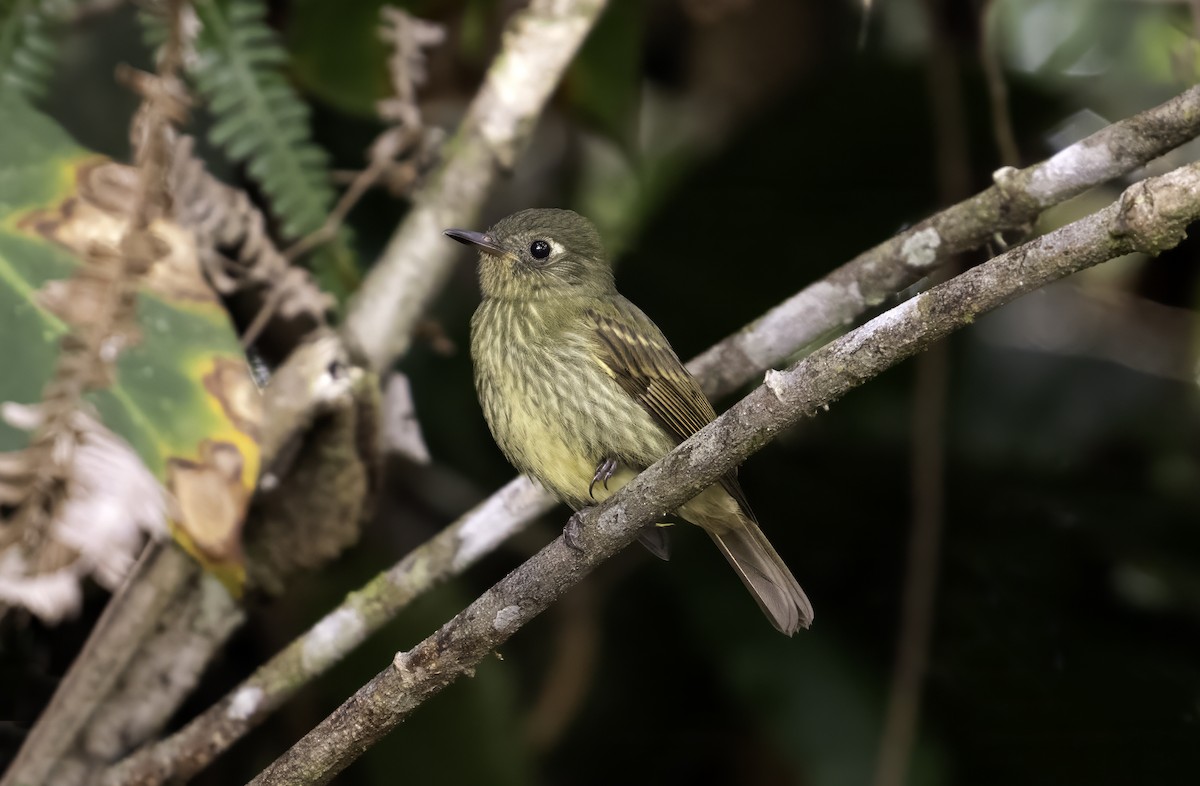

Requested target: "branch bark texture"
[
  {"left": 689, "top": 83, "right": 1200, "bottom": 398},
  {"left": 342, "top": 0, "right": 610, "bottom": 371},
  {"left": 1, "top": 545, "right": 198, "bottom": 786},
  {"left": 101, "top": 476, "right": 553, "bottom": 786},
  {"left": 12, "top": 4, "right": 607, "bottom": 778},
  {"left": 246, "top": 160, "right": 1200, "bottom": 786},
  {"left": 98, "top": 85, "right": 1200, "bottom": 786}
]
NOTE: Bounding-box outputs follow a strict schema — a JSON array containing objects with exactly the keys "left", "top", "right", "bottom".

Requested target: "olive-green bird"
[{"left": 445, "top": 208, "right": 813, "bottom": 635}]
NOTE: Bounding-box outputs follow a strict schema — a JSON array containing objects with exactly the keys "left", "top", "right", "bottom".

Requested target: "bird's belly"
[
  {"left": 482, "top": 371, "right": 643, "bottom": 505},
  {"left": 513, "top": 417, "right": 602, "bottom": 501},
  {"left": 474, "top": 334, "right": 666, "bottom": 506}
]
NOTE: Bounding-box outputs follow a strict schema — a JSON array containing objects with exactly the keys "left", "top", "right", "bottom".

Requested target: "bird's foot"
[
  {"left": 588, "top": 457, "right": 619, "bottom": 500},
  {"left": 563, "top": 510, "right": 587, "bottom": 552}
]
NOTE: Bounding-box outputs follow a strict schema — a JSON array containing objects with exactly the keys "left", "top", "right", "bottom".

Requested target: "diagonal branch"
[
  {"left": 100, "top": 477, "right": 552, "bottom": 786},
  {"left": 245, "top": 159, "right": 1200, "bottom": 786},
  {"left": 689, "top": 83, "right": 1200, "bottom": 399},
  {"left": 342, "top": 0, "right": 610, "bottom": 371},
  {"left": 100, "top": 84, "right": 1200, "bottom": 786}
]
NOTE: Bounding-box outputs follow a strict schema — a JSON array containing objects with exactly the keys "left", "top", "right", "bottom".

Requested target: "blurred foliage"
[
  {"left": 993, "top": 0, "right": 1194, "bottom": 87},
  {"left": 4, "top": 1, "right": 1200, "bottom": 785},
  {"left": 286, "top": 0, "right": 395, "bottom": 116},
  {"left": 143, "top": 0, "right": 359, "bottom": 294},
  {"left": 0, "top": 0, "right": 67, "bottom": 101},
  {"left": 562, "top": 0, "right": 645, "bottom": 151},
  {"left": 176, "top": 0, "right": 333, "bottom": 241},
  {"left": 0, "top": 95, "right": 260, "bottom": 588}
]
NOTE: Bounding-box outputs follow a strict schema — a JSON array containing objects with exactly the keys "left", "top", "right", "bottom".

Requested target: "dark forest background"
[{"left": 5, "top": 0, "right": 1200, "bottom": 784}]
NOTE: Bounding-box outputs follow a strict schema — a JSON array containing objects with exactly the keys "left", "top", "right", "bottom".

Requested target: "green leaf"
[
  {"left": 563, "top": 0, "right": 646, "bottom": 153},
  {"left": 286, "top": 0, "right": 396, "bottom": 117},
  {"left": 0, "top": 94, "right": 262, "bottom": 589}
]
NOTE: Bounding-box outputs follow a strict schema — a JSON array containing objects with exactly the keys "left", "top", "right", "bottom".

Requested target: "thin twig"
[
  {"left": 980, "top": 0, "right": 1021, "bottom": 167},
  {"left": 873, "top": 4, "right": 967, "bottom": 782},
  {"left": 247, "top": 160, "right": 1200, "bottom": 786},
  {"left": 282, "top": 9, "right": 445, "bottom": 263},
  {"left": 522, "top": 582, "right": 602, "bottom": 751}
]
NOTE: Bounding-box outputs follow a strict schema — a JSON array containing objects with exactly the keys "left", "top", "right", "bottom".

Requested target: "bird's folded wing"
[{"left": 586, "top": 301, "right": 756, "bottom": 517}]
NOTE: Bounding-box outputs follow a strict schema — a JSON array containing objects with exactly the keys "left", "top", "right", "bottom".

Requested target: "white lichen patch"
[
  {"left": 900, "top": 227, "right": 942, "bottom": 271},
  {"left": 493, "top": 604, "right": 521, "bottom": 632},
  {"left": 763, "top": 369, "right": 789, "bottom": 401},
  {"left": 837, "top": 297, "right": 920, "bottom": 357},
  {"left": 226, "top": 685, "right": 264, "bottom": 722},
  {"left": 302, "top": 607, "right": 366, "bottom": 673},
  {"left": 1027, "top": 141, "right": 1115, "bottom": 204}
]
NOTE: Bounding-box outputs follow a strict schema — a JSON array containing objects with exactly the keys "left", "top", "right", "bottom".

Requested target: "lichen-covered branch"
[
  {"left": 105, "top": 277, "right": 846, "bottom": 783},
  {"left": 341, "top": 0, "right": 610, "bottom": 371},
  {"left": 244, "top": 159, "right": 1200, "bottom": 786},
  {"left": 689, "top": 83, "right": 1200, "bottom": 399},
  {"left": 101, "top": 476, "right": 552, "bottom": 786},
  {"left": 101, "top": 84, "right": 1200, "bottom": 784}
]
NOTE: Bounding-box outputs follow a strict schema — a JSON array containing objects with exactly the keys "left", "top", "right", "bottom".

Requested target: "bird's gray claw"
[
  {"left": 588, "top": 457, "right": 618, "bottom": 499},
  {"left": 563, "top": 511, "right": 587, "bottom": 552}
]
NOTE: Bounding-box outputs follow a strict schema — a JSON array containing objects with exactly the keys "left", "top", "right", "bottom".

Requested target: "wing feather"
[{"left": 587, "top": 300, "right": 755, "bottom": 516}]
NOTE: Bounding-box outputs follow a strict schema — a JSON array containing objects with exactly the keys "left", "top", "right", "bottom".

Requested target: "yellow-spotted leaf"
[{"left": 0, "top": 94, "right": 261, "bottom": 594}]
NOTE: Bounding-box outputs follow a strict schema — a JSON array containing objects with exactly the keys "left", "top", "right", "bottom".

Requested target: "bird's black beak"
[{"left": 444, "top": 229, "right": 506, "bottom": 257}]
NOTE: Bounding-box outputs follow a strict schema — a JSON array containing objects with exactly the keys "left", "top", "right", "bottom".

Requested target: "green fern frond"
[
  {"left": 186, "top": 0, "right": 336, "bottom": 241},
  {"left": 0, "top": 0, "right": 70, "bottom": 101}
]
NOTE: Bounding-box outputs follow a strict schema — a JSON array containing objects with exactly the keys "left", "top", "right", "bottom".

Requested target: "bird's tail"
[{"left": 707, "top": 520, "right": 814, "bottom": 636}]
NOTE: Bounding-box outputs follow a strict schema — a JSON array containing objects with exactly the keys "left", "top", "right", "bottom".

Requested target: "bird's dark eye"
[{"left": 529, "top": 240, "right": 551, "bottom": 260}]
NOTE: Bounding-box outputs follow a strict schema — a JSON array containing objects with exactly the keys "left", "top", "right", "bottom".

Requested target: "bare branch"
[
  {"left": 102, "top": 477, "right": 553, "bottom": 786},
  {"left": 341, "top": 0, "right": 611, "bottom": 371},
  {"left": 688, "top": 83, "right": 1200, "bottom": 399},
  {"left": 246, "top": 160, "right": 1200, "bottom": 786},
  {"left": 980, "top": 0, "right": 1020, "bottom": 167},
  {"left": 1, "top": 545, "right": 200, "bottom": 786},
  {"left": 100, "top": 83, "right": 1200, "bottom": 784}
]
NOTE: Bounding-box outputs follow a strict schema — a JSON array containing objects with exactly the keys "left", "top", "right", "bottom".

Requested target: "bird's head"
[{"left": 445, "top": 208, "right": 615, "bottom": 301}]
